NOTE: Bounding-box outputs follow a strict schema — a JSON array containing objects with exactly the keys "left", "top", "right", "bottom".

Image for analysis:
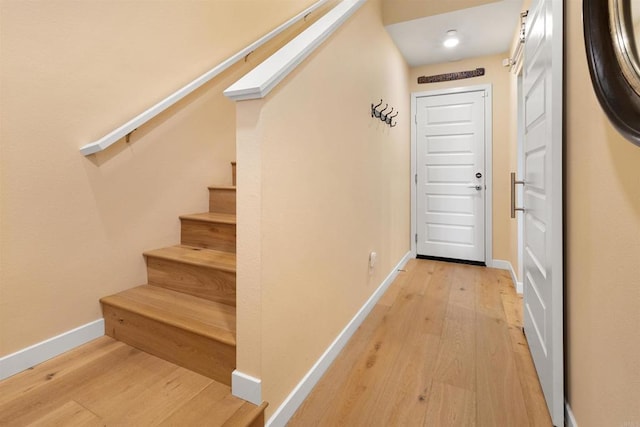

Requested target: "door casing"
[{"left": 411, "top": 84, "right": 493, "bottom": 264}]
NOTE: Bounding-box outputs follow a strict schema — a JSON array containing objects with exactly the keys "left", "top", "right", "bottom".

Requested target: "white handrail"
[
  {"left": 79, "top": 0, "right": 330, "bottom": 156},
  {"left": 223, "top": 0, "right": 365, "bottom": 101}
]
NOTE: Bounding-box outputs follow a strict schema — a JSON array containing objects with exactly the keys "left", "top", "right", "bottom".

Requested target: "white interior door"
[
  {"left": 416, "top": 90, "right": 486, "bottom": 263},
  {"left": 521, "top": 0, "right": 564, "bottom": 425}
]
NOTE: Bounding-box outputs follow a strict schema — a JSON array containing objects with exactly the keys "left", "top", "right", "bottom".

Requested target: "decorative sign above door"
[{"left": 417, "top": 68, "right": 485, "bottom": 84}]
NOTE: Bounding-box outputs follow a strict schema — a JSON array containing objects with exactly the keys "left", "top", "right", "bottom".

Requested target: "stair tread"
[
  {"left": 144, "top": 245, "right": 236, "bottom": 273},
  {"left": 223, "top": 401, "right": 269, "bottom": 427},
  {"left": 180, "top": 212, "right": 236, "bottom": 224},
  {"left": 208, "top": 185, "right": 236, "bottom": 191},
  {"left": 101, "top": 285, "right": 236, "bottom": 346}
]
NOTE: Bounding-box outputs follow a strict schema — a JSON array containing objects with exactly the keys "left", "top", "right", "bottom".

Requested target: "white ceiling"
[{"left": 385, "top": 0, "right": 524, "bottom": 67}]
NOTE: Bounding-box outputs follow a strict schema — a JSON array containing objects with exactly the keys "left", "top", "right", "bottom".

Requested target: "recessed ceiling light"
[{"left": 443, "top": 30, "right": 459, "bottom": 48}]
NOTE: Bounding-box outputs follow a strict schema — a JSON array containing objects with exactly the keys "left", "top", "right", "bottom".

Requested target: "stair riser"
[
  {"left": 102, "top": 304, "right": 235, "bottom": 385},
  {"left": 181, "top": 220, "right": 236, "bottom": 253},
  {"left": 209, "top": 188, "right": 236, "bottom": 214},
  {"left": 146, "top": 257, "right": 236, "bottom": 306}
]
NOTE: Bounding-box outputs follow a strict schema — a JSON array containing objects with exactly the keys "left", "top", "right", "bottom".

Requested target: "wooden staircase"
[{"left": 100, "top": 162, "right": 264, "bottom": 423}]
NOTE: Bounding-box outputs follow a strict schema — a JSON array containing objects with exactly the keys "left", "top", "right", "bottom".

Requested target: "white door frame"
[{"left": 410, "top": 84, "right": 493, "bottom": 264}]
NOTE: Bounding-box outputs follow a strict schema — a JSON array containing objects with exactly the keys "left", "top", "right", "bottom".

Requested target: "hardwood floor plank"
[
  {"left": 447, "top": 264, "right": 477, "bottom": 311},
  {"left": 27, "top": 400, "right": 102, "bottom": 427},
  {"left": 288, "top": 303, "right": 390, "bottom": 424},
  {"left": 291, "top": 259, "right": 550, "bottom": 427},
  {"left": 423, "top": 381, "right": 476, "bottom": 427},
  {"left": 312, "top": 319, "right": 407, "bottom": 424},
  {"left": 0, "top": 337, "right": 265, "bottom": 426},
  {"left": 365, "top": 333, "right": 440, "bottom": 427},
  {"left": 0, "top": 340, "right": 142, "bottom": 425},
  {"left": 313, "top": 261, "right": 433, "bottom": 426},
  {"left": 413, "top": 260, "right": 454, "bottom": 336},
  {"left": 500, "top": 278, "right": 523, "bottom": 328},
  {"left": 158, "top": 381, "right": 244, "bottom": 426},
  {"left": 432, "top": 304, "right": 476, "bottom": 392},
  {"left": 76, "top": 354, "right": 212, "bottom": 425},
  {"left": 0, "top": 337, "right": 123, "bottom": 406},
  {"left": 377, "top": 264, "right": 411, "bottom": 307},
  {"left": 357, "top": 261, "right": 441, "bottom": 426},
  {"left": 475, "top": 312, "right": 529, "bottom": 426},
  {"left": 512, "top": 332, "right": 553, "bottom": 427},
  {"left": 475, "top": 267, "right": 505, "bottom": 319}
]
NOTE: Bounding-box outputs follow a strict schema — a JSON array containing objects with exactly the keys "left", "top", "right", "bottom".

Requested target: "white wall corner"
[
  {"left": 232, "top": 370, "right": 262, "bottom": 405},
  {"left": 0, "top": 319, "right": 104, "bottom": 381},
  {"left": 565, "top": 400, "right": 578, "bottom": 427},
  {"left": 490, "top": 259, "right": 522, "bottom": 294},
  {"left": 266, "top": 251, "right": 412, "bottom": 427}
]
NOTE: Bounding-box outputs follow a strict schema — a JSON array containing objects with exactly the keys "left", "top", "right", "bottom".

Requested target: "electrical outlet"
[{"left": 369, "top": 251, "right": 377, "bottom": 269}]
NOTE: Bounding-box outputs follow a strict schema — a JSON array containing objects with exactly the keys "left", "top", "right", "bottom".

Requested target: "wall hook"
[
  {"left": 371, "top": 99, "right": 398, "bottom": 128},
  {"left": 371, "top": 99, "right": 383, "bottom": 117},
  {"left": 381, "top": 107, "right": 394, "bottom": 121},
  {"left": 371, "top": 99, "right": 382, "bottom": 117}
]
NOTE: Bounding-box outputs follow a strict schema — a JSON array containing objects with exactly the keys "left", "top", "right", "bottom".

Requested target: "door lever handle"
[
  {"left": 511, "top": 172, "right": 525, "bottom": 218},
  {"left": 466, "top": 184, "right": 483, "bottom": 190}
]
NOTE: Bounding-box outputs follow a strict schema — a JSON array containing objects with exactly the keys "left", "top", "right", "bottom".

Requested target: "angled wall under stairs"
[{"left": 100, "top": 162, "right": 239, "bottom": 387}]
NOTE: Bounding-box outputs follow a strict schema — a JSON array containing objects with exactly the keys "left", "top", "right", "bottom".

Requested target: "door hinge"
[
  {"left": 414, "top": 173, "right": 417, "bottom": 184},
  {"left": 414, "top": 114, "right": 417, "bottom": 124},
  {"left": 415, "top": 233, "right": 418, "bottom": 244}
]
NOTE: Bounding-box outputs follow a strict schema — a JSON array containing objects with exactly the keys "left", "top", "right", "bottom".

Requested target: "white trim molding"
[
  {"left": 266, "top": 251, "right": 412, "bottom": 427},
  {"left": 224, "top": 0, "right": 366, "bottom": 101},
  {"left": 565, "top": 400, "right": 579, "bottom": 427},
  {"left": 0, "top": 319, "right": 104, "bottom": 381},
  {"left": 411, "top": 84, "right": 493, "bottom": 265},
  {"left": 490, "top": 259, "right": 523, "bottom": 294},
  {"left": 232, "top": 370, "right": 262, "bottom": 405}
]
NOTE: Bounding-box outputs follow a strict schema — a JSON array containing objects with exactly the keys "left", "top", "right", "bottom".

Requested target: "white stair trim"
[
  {"left": 232, "top": 370, "right": 262, "bottom": 405},
  {"left": 0, "top": 319, "right": 104, "bottom": 380},
  {"left": 224, "top": 0, "right": 366, "bottom": 101},
  {"left": 265, "top": 251, "right": 412, "bottom": 427}
]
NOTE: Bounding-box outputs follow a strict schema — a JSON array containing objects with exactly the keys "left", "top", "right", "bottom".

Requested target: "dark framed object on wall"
[{"left": 584, "top": 0, "right": 640, "bottom": 147}]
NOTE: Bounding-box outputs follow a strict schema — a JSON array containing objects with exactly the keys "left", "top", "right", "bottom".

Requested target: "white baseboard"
[
  {"left": 490, "top": 259, "right": 523, "bottom": 294},
  {"left": 265, "top": 251, "right": 413, "bottom": 427},
  {"left": 0, "top": 319, "right": 104, "bottom": 381},
  {"left": 232, "top": 370, "right": 262, "bottom": 405},
  {"left": 565, "top": 400, "right": 578, "bottom": 427}
]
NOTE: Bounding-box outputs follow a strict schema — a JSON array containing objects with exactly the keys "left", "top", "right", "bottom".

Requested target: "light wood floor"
[
  {"left": 0, "top": 337, "right": 263, "bottom": 426},
  {"left": 289, "top": 258, "right": 552, "bottom": 427}
]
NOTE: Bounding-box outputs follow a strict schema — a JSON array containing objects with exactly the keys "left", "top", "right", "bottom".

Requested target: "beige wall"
[
  {"left": 235, "top": 0, "right": 410, "bottom": 417},
  {"left": 566, "top": 2, "right": 640, "bottom": 426},
  {"left": 409, "top": 54, "right": 517, "bottom": 269},
  {"left": 0, "top": 0, "right": 324, "bottom": 356}
]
